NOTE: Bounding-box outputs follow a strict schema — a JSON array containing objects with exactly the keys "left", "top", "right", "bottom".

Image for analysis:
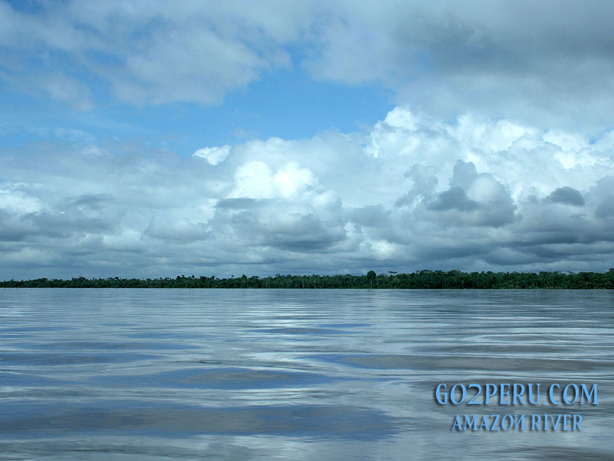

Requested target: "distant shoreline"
[{"left": 2, "top": 270, "right": 613, "bottom": 289}]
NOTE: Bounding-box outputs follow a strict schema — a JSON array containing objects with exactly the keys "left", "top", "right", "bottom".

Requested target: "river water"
[{"left": 0, "top": 289, "right": 612, "bottom": 460}]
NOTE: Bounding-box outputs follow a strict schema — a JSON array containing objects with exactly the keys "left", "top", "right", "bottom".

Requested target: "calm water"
[{"left": 0, "top": 289, "right": 612, "bottom": 460}]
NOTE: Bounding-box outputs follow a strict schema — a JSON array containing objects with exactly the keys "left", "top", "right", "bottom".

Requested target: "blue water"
[{"left": 0, "top": 289, "right": 612, "bottom": 459}]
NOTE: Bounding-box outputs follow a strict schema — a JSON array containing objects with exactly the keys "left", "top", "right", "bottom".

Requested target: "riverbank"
[{"left": 2, "top": 270, "right": 614, "bottom": 289}]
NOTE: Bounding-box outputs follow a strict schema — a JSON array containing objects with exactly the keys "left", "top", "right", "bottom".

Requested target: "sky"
[{"left": 1, "top": 0, "right": 614, "bottom": 279}]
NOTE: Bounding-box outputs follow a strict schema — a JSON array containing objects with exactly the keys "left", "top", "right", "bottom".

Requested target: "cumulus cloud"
[
  {"left": 193, "top": 146, "right": 231, "bottom": 166},
  {"left": 427, "top": 160, "right": 517, "bottom": 228},
  {"left": 548, "top": 186, "right": 585, "bottom": 207},
  {"left": 430, "top": 187, "right": 479, "bottom": 212},
  {"left": 2, "top": 106, "right": 614, "bottom": 278},
  {"left": 4, "top": 2, "right": 614, "bottom": 279}
]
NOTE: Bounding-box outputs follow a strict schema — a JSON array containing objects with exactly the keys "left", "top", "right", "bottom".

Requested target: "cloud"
[
  {"left": 3, "top": 0, "right": 614, "bottom": 132},
  {"left": 3, "top": 2, "right": 614, "bottom": 279},
  {"left": 547, "top": 186, "right": 585, "bottom": 207},
  {"left": 193, "top": 146, "right": 231, "bottom": 166},
  {"left": 302, "top": 0, "right": 614, "bottom": 131},
  {"left": 145, "top": 217, "right": 210, "bottom": 244},
  {"left": 2, "top": 106, "right": 614, "bottom": 278},
  {"left": 0, "top": 0, "right": 308, "bottom": 106},
  {"left": 428, "top": 160, "right": 518, "bottom": 221},
  {"left": 430, "top": 187, "right": 479, "bottom": 212}
]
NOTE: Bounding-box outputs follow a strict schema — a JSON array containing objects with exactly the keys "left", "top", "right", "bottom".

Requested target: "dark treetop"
[{"left": 2, "top": 270, "right": 614, "bottom": 289}]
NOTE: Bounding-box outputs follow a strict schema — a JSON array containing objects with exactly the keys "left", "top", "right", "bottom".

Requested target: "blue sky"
[
  {"left": 1, "top": 66, "right": 393, "bottom": 154},
  {"left": 2, "top": 0, "right": 614, "bottom": 279}
]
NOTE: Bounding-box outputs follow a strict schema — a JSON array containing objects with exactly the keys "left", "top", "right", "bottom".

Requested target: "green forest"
[{"left": 2, "top": 270, "right": 614, "bottom": 289}]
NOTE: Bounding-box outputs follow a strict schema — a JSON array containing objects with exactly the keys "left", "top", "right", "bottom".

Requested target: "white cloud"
[
  {"left": 230, "top": 161, "right": 276, "bottom": 199},
  {"left": 0, "top": 0, "right": 308, "bottom": 106},
  {"left": 193, "top": 145, "right": 231, "bottom": 165},
  {"left": 3, "top": 0, "right": 614, "bottom": 132},
  {"left": 302, "top": 0, "right": 614, "bottom": 132},
  {"left": 2, "top": 106, "right": 614, "bottom": 278},
  {"left": 273, "top": 162, "right": 319, "bottom": 199},
  {"left": 0, "top": 188, "right": 47, "bottom": 214},
  {"left": 4, "top": 1, "right": 614, "bottom": 279}
]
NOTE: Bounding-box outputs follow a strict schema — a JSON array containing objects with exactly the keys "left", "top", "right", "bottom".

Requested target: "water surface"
[{"left": 0, "top": 289, "right": 612, "bottom": 459}]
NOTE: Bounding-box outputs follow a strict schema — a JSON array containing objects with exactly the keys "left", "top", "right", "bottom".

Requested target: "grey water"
[{"left": 0, "top": 289, "right": 612, "bottom": 460}]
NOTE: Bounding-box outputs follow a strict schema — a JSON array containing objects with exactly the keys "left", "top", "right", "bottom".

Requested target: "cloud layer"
[
  {"left": 2, "top": 1, "right": 614, "bottom": 277},
  {"left": 2, "top": 107, "right": 614, "bottom": 278},
  {"left": 2, "top": 1, "right": 614, "bottom": 130}
]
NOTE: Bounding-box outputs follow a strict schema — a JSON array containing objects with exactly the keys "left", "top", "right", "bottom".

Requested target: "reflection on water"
[{"left": 0, "top": 289, "right": 613, "bottom": 459}]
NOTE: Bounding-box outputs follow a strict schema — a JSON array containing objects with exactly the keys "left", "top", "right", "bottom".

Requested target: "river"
[{"left": 0, "top": 289, "right": 612, "bottom": 459}]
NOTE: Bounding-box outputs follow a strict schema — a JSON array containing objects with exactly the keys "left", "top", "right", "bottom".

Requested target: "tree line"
[{"left": 2, "top": 269, "right": 614, "bottom": 289}]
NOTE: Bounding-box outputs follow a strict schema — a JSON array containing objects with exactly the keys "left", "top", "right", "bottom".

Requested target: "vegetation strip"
[{"left": 2, "top": 270, "right": 614, "bottom": 289}]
